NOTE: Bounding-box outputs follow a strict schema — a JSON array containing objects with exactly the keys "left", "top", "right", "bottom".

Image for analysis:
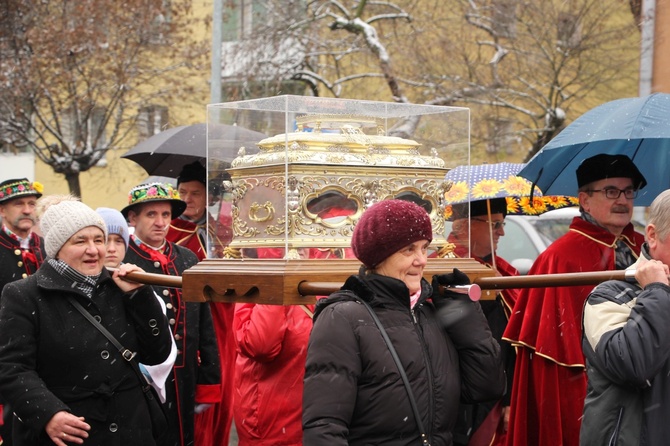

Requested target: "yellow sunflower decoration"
[{"left": 506, "top": 195, "right": 579, "bottom": 216}]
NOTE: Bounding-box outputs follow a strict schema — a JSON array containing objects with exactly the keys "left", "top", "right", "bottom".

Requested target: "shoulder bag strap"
[
  {"left": 299, "top": 304, "right": 314, "bottom": 319},
  {"left": 67, "top": 296, "right": 149, "bottom": 389},
  {"left": 358, "top": 299, "right": 431, "bottom": 446}
]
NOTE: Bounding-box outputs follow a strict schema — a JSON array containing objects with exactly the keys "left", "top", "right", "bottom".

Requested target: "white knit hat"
[
  {"left": 96, "top": 207, "right": 130, "bottom": 248},
  {"left": 40, "top": 197, "right": 108, "bottom": 258}
]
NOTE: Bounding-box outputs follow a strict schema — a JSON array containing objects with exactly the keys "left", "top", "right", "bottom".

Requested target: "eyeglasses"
[
  {"left": 472, "top": 218, "right": 506, "bottom": 230},
  {"left": 587, "top": 188, "right": 638, "bottom": 199}
]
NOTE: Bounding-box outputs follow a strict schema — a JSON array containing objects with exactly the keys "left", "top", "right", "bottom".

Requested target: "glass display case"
[{"left": 182, "top": 95, "right": 492, "bottom": 304}]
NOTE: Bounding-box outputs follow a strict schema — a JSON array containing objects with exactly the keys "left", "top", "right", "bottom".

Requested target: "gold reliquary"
[
  {"left": 182, "top": 96, "right": 491, "bottom": 304},
  {"left": 225, "top": 113, "right": 453, "bottom": 256}
]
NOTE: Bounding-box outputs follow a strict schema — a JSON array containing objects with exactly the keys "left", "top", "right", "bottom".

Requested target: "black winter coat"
[
  {"left": 0, "top": 262, "right": 172, "bottom": 446},
  {"left": 0, "top": 230, "right": 45, "bottom": 290},
  {"left": 124, "top": 239, "right": 221, "bottom": 446},
  {"left": 302, "top": 273, "right": 505, "bottom": 446}
]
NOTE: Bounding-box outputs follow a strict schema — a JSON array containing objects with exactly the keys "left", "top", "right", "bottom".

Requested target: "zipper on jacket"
[
  {"left": 412, "top": 305, "right": 434, "bottom": 442},
  {"left": 608, "top": 407, "right": 624, "bottom": 446}
]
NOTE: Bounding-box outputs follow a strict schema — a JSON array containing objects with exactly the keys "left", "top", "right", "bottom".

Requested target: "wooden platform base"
[{"left": 181, "top": 257, "right": 496, "bottom": 304}]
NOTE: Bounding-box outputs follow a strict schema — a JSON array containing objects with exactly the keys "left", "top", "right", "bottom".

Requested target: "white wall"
[{"left": 0, "top": 153, "right": 36, "bottom": 181}]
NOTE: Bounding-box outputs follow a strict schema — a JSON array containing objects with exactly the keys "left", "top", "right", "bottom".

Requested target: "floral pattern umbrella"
[
  {"left": 445, "top": 163, "right": 533, "bottom": 201},
  {"left": 443, "top": 162, "right": 577, "bottom": 219}
]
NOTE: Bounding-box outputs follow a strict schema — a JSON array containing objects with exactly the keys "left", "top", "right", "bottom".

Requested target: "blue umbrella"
[{"left": 518, "top": 93, "right": 670, "bottom": 206}]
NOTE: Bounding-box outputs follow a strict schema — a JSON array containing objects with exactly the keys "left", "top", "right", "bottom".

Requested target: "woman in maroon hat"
[{"left": 302, "top": 199, "right": 505, "bottom": 446}]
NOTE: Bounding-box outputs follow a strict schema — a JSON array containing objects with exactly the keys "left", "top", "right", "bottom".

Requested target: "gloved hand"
[
  {"left": 432, "top": 268, "right": 471, "bottom": 288},
  {"left": 431, "top": 268, "right": 471, "bottom": 310}
]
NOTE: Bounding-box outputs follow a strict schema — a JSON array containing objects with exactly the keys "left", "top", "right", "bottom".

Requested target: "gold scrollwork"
[
  {"left": 288, "top": 213, "right": 329, "bottom": 238},
  {"left": 222, "top": 247, "right": 243, "bottom": 259},
  {"left": 263, "top": 176, "right": 286, "bottom": 194},
  {"left": 434, "top": 243, "right": 457, "bottom": 259},
  {"left": 249, "top": 202, "right": 275, "bottom": 222},
  {"left": 232, "top": 206, "right": 260, "bottom": 239},
  {"left": 266, "top": 217, "right": 287, "bottom": 236}
]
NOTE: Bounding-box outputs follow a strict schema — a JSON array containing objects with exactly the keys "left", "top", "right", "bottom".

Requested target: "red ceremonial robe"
[
  {"left": 167, "top": 217, "right": 236, "bottom": 446},
  {"left": 167, "top": 213, "right": 232, "bottom": 259},
  {"left": 502, "top": 217, "right": 644, "bottom": 446},
  {"left": 447, "top": 234, "right": 519, "bottom": 312}
]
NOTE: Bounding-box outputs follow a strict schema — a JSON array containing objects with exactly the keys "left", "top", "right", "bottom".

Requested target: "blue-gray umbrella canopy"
[{"left": 518, "top": 93, "right": 670, "bottom": 206}]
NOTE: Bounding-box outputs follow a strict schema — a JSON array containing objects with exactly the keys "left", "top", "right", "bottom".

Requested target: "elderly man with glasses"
[{"left": 503, "top": 154, "right": 647, "bottom": 446}]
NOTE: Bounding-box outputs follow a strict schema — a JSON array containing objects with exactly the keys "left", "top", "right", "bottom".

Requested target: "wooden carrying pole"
[
  {"left": 474, "top": 269, "right": 636, "bottom": 290},
  {"left": 297, "top": 270, "right": 635, "bottom": 295},
  {"left": 108, "top": 269, "right": 183, "bottom": 289},
  {"left": 117, "top": 268, "right": 636, "bottom": 301}
]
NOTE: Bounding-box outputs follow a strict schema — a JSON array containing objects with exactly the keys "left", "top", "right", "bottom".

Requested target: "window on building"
[
  {"left": 138, "top": 105, "right": 169, "bottom": 138},
  {"left": 222, "top": 0, "right": 268, "bottom": 42},
  {"left": 492, "top": 0, "right": 517, "bottom": 38},
  {"left": 88, "top": 106, "right": 108, "bottom": 149},
  {"left": 0, "top": 97, "right": 32, "bottom": 154},
  {"left": 62, "top": 105, "right": 108, "bottom": 151},
  {"left": 144, "top": 0, "right": 172, "bottom": 45},
  {"left": 0, "top": 140, "right": 31, "bottom": 154},
  {"left": 557, "top": 12, "right": 581, "bottom": 48}
]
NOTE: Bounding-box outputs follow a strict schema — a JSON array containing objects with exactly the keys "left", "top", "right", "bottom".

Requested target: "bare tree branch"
[
  {"left": 0, "top": 0, "right": 208, "bottom": 197},
  {"left": 215, "top": 0, "right": 640, "bottom": 163}
]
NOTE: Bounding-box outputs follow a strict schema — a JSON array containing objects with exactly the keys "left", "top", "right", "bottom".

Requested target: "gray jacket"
[{"left": 581, "top": 249, "right": 670, "bottom": 445}]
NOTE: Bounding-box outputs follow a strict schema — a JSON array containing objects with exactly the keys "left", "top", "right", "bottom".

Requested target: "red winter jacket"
[{"left": 233, "top": 303, "right": 314, "bottom": 446}]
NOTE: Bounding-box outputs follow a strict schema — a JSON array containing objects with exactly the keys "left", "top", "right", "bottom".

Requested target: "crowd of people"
[{"left": 0, "top": 151, "right": 668, "bottom": 445}]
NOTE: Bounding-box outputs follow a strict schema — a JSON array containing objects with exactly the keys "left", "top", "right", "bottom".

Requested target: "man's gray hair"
[{"left": 648, "top": 189, "right": 670, "bottom": 242}]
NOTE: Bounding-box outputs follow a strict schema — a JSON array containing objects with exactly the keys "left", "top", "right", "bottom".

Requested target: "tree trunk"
[
  {"left": 629, "top": 0, "right": 642, "bottom": 31},
  {"left": 64, "top": 172, "right": 82, "bottom": 199}
]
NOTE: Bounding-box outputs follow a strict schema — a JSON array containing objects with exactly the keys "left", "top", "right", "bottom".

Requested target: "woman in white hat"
[{"left": 0, "top": 195, "right": 172, "bottom": 446}]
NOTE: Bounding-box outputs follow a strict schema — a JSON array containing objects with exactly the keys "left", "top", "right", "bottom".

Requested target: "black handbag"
[
  {"left": 357, "top": 298, "right": 432, "bottom": 446},
  {"left": 67, "top": 296, "right": 169, "bottom": 444}
]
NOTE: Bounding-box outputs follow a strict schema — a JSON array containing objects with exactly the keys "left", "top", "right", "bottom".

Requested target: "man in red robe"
[
  {"left": 503, "top": 154, "right": 647, "bottom": 446},
  {"left": 166, "top": 161, "right": 235, "bottom": 446},
  {"left": 447, "top": 197, "right": 519, "bottom": 446},
  {"left": 167, "top": 162, "right": 232, "bottom": 259}
]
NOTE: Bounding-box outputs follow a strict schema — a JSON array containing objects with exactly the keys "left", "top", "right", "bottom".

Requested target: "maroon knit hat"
[{"left": 351, "top": 199, "right": 433, "bottom": 269}]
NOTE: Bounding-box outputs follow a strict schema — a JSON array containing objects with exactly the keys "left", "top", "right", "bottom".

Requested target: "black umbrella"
[{"left": 122, "top": 123, "right": 267, "bottom": 177}]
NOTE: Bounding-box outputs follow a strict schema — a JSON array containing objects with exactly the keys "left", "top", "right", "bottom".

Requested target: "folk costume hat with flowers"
[
  {"left": 351, "top": 199, "right": 433, "bottom": 269},
  {"left": 0, "top": 178, "right": 43, "bottom": 204},
  {"left": 121, "top": 182, "right": 186, "bottom": 219}
]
